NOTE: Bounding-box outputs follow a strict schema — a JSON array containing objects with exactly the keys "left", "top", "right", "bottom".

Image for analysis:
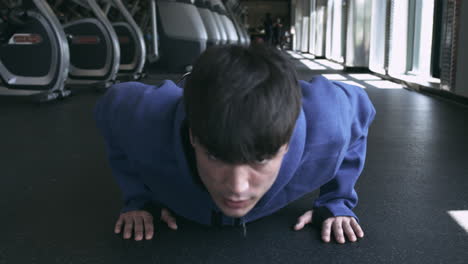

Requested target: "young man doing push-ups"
[{"left": 94, "top": 44, "right": 376, "bottom": 244}]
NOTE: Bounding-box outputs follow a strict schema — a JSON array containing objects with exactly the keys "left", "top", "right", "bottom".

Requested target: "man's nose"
[{"left": 227, "top": 165, "right": 250, "bottom": 196}]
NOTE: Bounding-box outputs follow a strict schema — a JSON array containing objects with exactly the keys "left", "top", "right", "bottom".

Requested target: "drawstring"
[
  {"left": 176, "top": 71, "right": 191, "bottom": 87},
  {"left": 241, "top": 217, "right": 247, "bottom": 237},
  {"left": 213, "top": 210, "right": 247, "bottom": 237}
]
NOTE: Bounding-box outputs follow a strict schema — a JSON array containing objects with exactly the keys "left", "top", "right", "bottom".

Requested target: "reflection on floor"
[{"left": 290, "top": 51, "right": 404, "bottom": 89}]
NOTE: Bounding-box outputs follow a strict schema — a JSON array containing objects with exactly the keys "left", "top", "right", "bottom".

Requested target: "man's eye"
[
  {"left": 255, "top": 159, "right": 269, "bottom": 165},
  {"left": 207, "top": 152, "right": 218, "bottom": 161}
]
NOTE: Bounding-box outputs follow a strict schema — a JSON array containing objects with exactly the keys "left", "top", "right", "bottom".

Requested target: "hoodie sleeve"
[
  {"left": 312, "top": 82, "right": 376, "bottom": 222},
  {"left": 94, "top": 83, "right": 153, "bottom": 214}
]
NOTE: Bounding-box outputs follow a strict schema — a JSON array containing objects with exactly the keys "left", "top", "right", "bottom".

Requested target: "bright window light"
[
  {"left": 287, "top": 51, "right": 304, "bottom": 59},
  {"left": 365, "top": 80, "right": 403, "bottom": 89},
  {"left": 291, "top": 53, "right": 304, "bottom": 59},
  {"left": 348, "top": 74, "right": 382, "bottom": 80},
  {"left": 448, "top": 210, "right": 468, "bottom": 234},
  {"left": 412, "top": 0, "right": 435, "bottom": 78},
  {"left": 397, "top": 74, "right": 441, "bottom": 86},
  {"left": 302, "top": 53, "right": 315, "bottom": 59},
  {"left": 299, "top": 59, "right": 326, "bottom": 70},
  {"left": 314, "top": 59, "right": 344, "bottom": 70},
  {"left": 388, "top": 0, "right": 409, "bottom": 75},
  {"left": 322, "top": 74, "right": 348, "bottom": 80},
  {"left": 342, "top": 81, "right": 366, "bottom": 89}
]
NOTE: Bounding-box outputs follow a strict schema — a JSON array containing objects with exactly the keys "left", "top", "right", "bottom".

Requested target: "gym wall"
[{"left": 454, "top": 1, "right": 468, "bottom": 98}]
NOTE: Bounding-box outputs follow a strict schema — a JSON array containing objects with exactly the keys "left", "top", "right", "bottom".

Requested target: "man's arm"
[
  {"left": 100, "top": 135, "right": 180, "bottom": 240},
  {"left": 312, "top": 82, "right": 376, "bottom": 220},
  {"left": 295, "top": 82, "right": 376, "bottom": 243},
  {"left": 94, "top": 84, "right": 153, "bottom": 213},
  {"left": 105, "top": 140, "right": 153, "bottom": 213},
  {"left": 312, "top": 125, "right": 370, "bottom": 221},
  {"left": 295, "top": 132, "right": 370, "bottom": 243},
  {"left": 94, "top": 84, "right": 174, "bottom": 241}
]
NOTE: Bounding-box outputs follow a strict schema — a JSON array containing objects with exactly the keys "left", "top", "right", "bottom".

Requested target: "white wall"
[{"left": 454, "top": 1, "right": 468, "bottom": 98}]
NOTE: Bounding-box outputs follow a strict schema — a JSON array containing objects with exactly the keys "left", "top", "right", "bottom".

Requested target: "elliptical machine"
[
  {"left": 99, "top": 0, "right": 146, "bottom": 80},
  {"left": 0, "top": 0, "right": 70, "bottom": 102},
  {"left": 223, "top": 0, "right": 249, "bottom": 46},
  {"left": 130, "top": 0, "right": 159, "bottom": 64},
  {"left": 194, "top": 0, "right": 221, "bottom": 47},
  {"left": 154, "top": 0, "right": 208, "bottom": 73},
  {"left": 51, "top": 0, "right": 121, "bottom": 90},
  {"left": 209, "top": 0, "right": 238, "bottom": 45}
]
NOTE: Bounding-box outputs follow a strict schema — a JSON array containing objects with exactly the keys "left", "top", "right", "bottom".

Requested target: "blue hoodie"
[{"left": 94, "top": 75, "right": 376, "bottom": 226}]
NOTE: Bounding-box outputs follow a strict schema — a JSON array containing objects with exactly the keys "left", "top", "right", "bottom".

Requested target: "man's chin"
[
  {"left": 217, "top": 201, "right": 256, "bottom": 218},
  {"left": 211, "top": 196, "right": 258, "bottom": 218},
  {"left": 220, "top": 208, "right": 250, "bottom": 218},
  {"left": 221, "top": 208, "right": 250, "bottom": 218}
]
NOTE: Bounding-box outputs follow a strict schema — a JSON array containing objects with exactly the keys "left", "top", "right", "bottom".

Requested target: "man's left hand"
[{"left": 294, "top": 210, "right": 364, "bottom": 244}]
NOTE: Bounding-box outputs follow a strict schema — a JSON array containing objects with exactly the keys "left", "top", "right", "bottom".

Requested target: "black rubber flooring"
[{"left": 1, "top": 53, "right": 468, "bottom": 263}]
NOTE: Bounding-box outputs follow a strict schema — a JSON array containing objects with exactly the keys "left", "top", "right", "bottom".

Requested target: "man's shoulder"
[
  {"left": 298, "top": 75, "right": 375, "bottom": 149},
  {"left": 300, "top": 75, "right": 374, "bottom": 117},
  {"left": 94, "top": 80, "right": 183, "bottom": 155},
  {"left": 299, "top": 76, "right": 346, "bottom": 120},
  {"left": 98, "top": 80, "right": 182, "bottom": 119},
  {"left": 301, "top": 75, "right": 364, "bottom": 100},
  {"left": 105, "top": 80, "right": 182, "bottom": 104}
]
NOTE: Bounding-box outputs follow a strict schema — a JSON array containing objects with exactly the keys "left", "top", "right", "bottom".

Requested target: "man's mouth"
[{"left": 223, "top": 198, "right": 250, "bottom": 209}]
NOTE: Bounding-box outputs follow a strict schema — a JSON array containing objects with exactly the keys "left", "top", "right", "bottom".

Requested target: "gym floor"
[{"left": 1, "top": 52, "right": 467, "bottom": 264}]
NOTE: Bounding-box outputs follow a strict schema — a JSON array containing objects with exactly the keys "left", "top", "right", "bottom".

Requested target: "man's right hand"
[{"left": 114, "top": 208, "right": 178, "bottom": 241}]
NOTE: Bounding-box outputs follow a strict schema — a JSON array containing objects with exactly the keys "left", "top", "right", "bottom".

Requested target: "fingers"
[
  {"left": 115, "top": 215, "right": 123, "bottom": 234},
  {"left": 333, "top": 219, "right": 345, "bottom": 244},
  {"left": 321, "top": 218, "right": 333, "bottom": 243},
  {"left": 134, "top": 216, "right": 144, "bottom": 241},
  {"left": 322, "top": 217, "right": 364, "bottom": 244},
  {"left": 115, "top": 211, "right": 154, "bottom": 241},
  {"left": 350, "top": 217, "right": 364, "bottom": 238},
  {"left": 294, "top": 210, "right": 313, "bottom": 231},
  {"left": 143, "top": 214, "right": 154, "bottom": 240},
  {"left": 123, "top": 217, "right": 134, "bottom": 239},
  {"left": 161, "top": 208, "right": 178, "bottom": 230},
  {"left": 342, "top": 220, "right": 356, "bottom": 242},
  {"left": 115, "top": 209, "right": 175, "bottom": 242}
]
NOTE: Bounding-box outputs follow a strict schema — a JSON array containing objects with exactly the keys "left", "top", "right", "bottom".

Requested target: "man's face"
[{"left": 190, "top": 132, "right": 288, "bottom": 218}]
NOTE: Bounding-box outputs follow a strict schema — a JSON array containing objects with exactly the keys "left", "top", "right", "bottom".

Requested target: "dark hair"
[{"left": 183, "top": 45, "right": 301, "bottom": 164}]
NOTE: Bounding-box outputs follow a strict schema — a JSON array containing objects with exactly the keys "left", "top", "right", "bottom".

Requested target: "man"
[
  {"left": 272, "top": 17, "right": 284, "bottom": 49},
  {"left": 94, "top": 45, "right": 376, "bottom": 244},
  {"left": 263, "top": 13, "right": 273, "bottom": 45}
]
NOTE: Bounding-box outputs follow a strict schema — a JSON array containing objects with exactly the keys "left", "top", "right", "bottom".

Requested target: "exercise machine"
[
  {"left": 130, "top": 0, "right": 159, "bottom": 63},
  {"left": 155, "top": 0, "right": 207, "bottom": 72},
  {"left": 194, "top": 0, "right": 221, "bottom": 47},
  {"left": 0, "top": 0, "right": 70, "bottom": 102},
  {"left": 100, "top": 0, "right": 146, "bottom": 80},
  {"left": 210, "top": 0, "right": 238, "bottom": 45},
  {"left": 52, "top": 0, "right": 120, "bottom": 89}
]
